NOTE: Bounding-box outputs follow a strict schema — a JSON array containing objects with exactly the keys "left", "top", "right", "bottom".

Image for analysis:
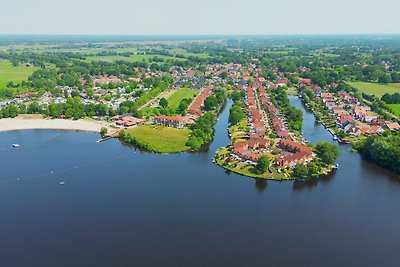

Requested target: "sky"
[{"left": 1, "top": 0, "right": 399, "bottom": 35}]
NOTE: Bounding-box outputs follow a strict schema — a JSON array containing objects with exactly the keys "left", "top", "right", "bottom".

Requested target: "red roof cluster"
[
  {"left": 277, "top": 152, "right": 314, "bottom": 168},
  {"left": 233, "top": 138, "right": 270, "bottom": 161},
  {"left": 259, "top": 89, "right": 289, "bottom": 138},
  {"left": 277, "top": 138, "right": 313, "bottom": 168},
  {"left": 154, "top": 115, "right": 184, "bottom": 123},
  {"left": 280, "top": 138, "right": 312, "bottom": 154},
  {"left": 15, "top": 92, "right": 37, "bottom": 98},
  {"left": 188, "top": 85, "right": 213, "bottom": 116}
]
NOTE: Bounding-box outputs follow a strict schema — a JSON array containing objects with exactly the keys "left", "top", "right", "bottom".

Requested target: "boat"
[
  {"left": 12, "top": 144, "right": 20, "bottom": 148},
  {"left": 59, "top": 181, "right": 65, "bottom": 185},
  {"left": 333, "top": 135, "right": 338, "bottom": 140},
  {"left": 335, "top": 163, "right": 339, "bottom": 169}
]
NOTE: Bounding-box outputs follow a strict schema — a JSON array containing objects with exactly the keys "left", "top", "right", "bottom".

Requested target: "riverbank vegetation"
[{"left": 354, "top": 132, "right": 400, "bottom": 173}]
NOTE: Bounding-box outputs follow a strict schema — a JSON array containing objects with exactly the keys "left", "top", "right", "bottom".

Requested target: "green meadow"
[
  {"left": 166, "top": 88, "right": 200, "bottom": 109},
  {"left": 348, "top": 82, "right": 400, "bottom": 98},
  {"left": 388, "top": 104, "right": 400, "bottom": 116},
  {"left": 0, "top": 61, "right": 38, "bottom": 90},
  {"left": 126, "top": 125, "right": 191, "bottom": 153}
]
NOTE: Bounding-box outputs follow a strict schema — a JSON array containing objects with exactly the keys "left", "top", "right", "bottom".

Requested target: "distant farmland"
[
  {"left": 85, "top": 54, "right": 186, "bottom": 63},
  {"left": 348, "top": 82, "right": 400, "bottom": 98}
]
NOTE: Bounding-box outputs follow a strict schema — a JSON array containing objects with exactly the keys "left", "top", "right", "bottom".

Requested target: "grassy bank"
[
  {"left": 125, "top": 125, "right": 191, "bottom": 153},
  {"left": 214, "top": 147, "right": 288, "bottom": 180}
]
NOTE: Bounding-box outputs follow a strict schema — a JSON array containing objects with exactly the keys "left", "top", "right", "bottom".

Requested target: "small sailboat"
[
  {"left": 59, "top": 181, "right": 65, "bottom": 185},
  {"left": 12, "top": 144, "right": 20, "bottom": 148}
]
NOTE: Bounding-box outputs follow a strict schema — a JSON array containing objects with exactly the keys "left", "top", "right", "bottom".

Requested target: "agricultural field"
[
  {"left": 85, "top": 54, "right": 186, "bottom": 63},
  {"left": 347, "top": 82, "right": 400, "bottom": 98},
  {"left": 166, "top": 88, "right": 200, "bottom": 109},
  {"left": 170, "top": 48, "right": 210, "bottom": 58},
  {"left": 0, "top": 61, "right": 38, "bottom": 89},
  {"left": 388, "top": 104, "right": 400, "bottom": 116},
  {"left": 126, "top": 125, "right": 191, "bottom": 153}
]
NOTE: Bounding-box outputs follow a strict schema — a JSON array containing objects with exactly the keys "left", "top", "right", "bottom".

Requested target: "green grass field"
[
  {"left": 0, "top": 61, "right": 38, "bottom": 90},
  {"left": 388, "top": 104, "right": 400, "bottom": 116},
  {"left": 85, "top": 54, "right": 186, "bottom": 63},
  {"left": 167, "top": 88, "right": 200, "bottom": 109},
  {"left": 126, "top": 125, "right": 191, "bottom": 153},
  {"left": 347, "top": 82, "right": 400, "bottom": 98},
  {"left": 140, "top": 107, "right": 158, "bottom": 117},
  {"left": 170, "top": 48, "right": 210, "bottom": 58}
]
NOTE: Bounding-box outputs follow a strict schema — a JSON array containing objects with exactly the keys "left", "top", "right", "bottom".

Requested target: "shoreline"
[{"left": 0, "top": 116, "right": 113, "bottom": 134}]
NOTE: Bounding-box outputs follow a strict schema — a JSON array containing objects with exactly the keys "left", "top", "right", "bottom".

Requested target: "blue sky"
[{"left": 1, "top": 0, "right": 399, "bottom": 35}]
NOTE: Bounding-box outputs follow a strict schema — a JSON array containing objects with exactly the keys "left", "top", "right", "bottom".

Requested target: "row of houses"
[
  {"left": 188, "top": 85, "right": 213, "bottom": 117},
  {"left": 153, "top": 115, "right": 185, "bottom": 129},
  {"left": 230, "top": 69, "right": 271, "bottom": 163},
  {"left": 229, "top": 67, "right": 315, "bottom": 169},
  {"left": 232, "top": 138, "right": 271, "bottom": 162},
  {"left": 258, "top": 87, "right": 290, "bottom": 139},
  {"left": 319, "top": 91, "right": 400, "bottom": 136},
  {"left": 246, "top": 87, "right": 266, "bottom": 138},
  {"left": 257, "top": 84, "right": 315, "bottom": 168}
]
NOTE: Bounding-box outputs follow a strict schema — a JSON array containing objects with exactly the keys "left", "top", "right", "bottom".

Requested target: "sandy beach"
[{"left": 0, "top": 116, "right": 113, "bottom": 133}]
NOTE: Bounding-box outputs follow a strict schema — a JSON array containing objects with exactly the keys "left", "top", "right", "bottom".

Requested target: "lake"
[{"left": 0, "top": 99, "right": 399, "bottom": 267}]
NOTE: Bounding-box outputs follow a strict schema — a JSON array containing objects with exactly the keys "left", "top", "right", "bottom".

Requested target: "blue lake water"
[{"left": 0, "top": 99, "right": 399, "bottom": 266}]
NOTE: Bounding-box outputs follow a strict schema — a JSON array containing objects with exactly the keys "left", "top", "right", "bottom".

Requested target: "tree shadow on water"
[
  {"left": 292, "top": 170, "right": 336, "bottom": 191},
  {"left": 255, "top": 178, "right": 268, "bottom": 192}
]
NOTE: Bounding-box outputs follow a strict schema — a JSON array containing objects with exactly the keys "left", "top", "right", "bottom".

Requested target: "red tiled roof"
[{"left": 154, "top": 115, "right": 184, "bottom": 123}]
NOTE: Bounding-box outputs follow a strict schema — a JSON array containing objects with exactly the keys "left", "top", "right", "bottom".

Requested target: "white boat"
[
  {"left": 59, "top": 181, "right": 65, "bottom": 185},
  {"left": 12, "top": 144, "right": 20, "bottom": 148}
]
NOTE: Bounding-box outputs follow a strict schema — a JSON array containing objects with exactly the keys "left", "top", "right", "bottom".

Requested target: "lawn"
[
  {"left": 126, "top": 124, "right": 191, "bottom": 153},
  {"left": 140, "top": 107, "right": 158, "bottom": 117},
  {"left": 388, "top": 104, "right": 400, "bottom": 116},
  {"left": 167, "top": 88, "right": 200, "bottom": 109},
  {"left": 0, "top": 61, "right": 38, "bottom": 90},
  {"left": 347, "top": 82, "right": 400, "bottom": 98}
]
